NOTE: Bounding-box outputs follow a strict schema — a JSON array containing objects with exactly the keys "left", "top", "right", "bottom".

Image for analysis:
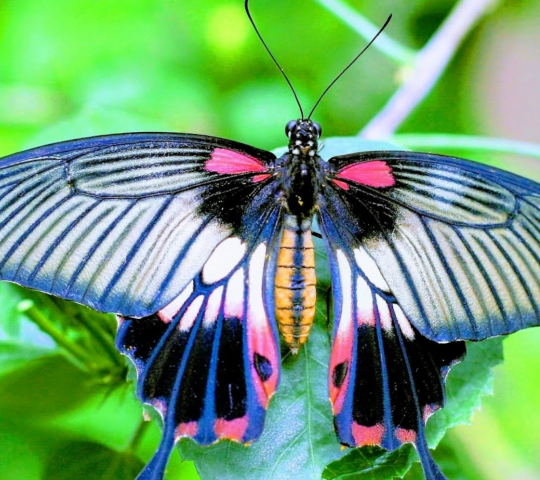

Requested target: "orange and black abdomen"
[{"left": 274, "top": 215, "right": 316, "bottom": 353}]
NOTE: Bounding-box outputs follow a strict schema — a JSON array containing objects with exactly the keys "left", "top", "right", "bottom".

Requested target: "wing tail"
[
  {"left": 415, "top": 434, "right": 448, "bottom": 480},
  {"left": 134, "top": 433, "right": 175, "bottom": 480}
]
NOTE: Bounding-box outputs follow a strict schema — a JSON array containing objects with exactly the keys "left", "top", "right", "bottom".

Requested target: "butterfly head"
[{"left": 285, "top": 119, "right": 322, "bottom": 157}]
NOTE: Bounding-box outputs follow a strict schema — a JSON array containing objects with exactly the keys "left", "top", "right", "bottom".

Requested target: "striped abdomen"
[{"left": 274, "top": 216, "right": 316, "bottom": 353}]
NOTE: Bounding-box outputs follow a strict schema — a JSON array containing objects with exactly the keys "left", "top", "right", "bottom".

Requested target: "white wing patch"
[
  {"left": 395, "top": 305, "right": 415, "bottom": 340},
  {"left": 225, "top": 268, "right": 245, "bottom": 319},
  {"left": 203, "top": 286, "right": 224, "bottom": 327},
  {"left": 356, "top": 276, "right": 375, "bottom": 327},
  {"left": 376, "top": 295, "right": 393, "bottom": 331},
  {"left": 158, "top": 281, "right": 194, "bottom": 323},
  {"left": 202, "top": 237, "right": 246, "bottom": 284},
  {"left": 339, "top": 246, "right": 416, "bottom": 338},
  {"left": 179, "top": 295, "right": 204, "bottom": 332},
  {"left": 353, "top": 246, "right": 389, "bottom": 292},
  {"left": 247, "top": 243, "right": 268, "bottom": 329},
  {"left": 336, "top": 250, "right": 354, "bottom": 337}
]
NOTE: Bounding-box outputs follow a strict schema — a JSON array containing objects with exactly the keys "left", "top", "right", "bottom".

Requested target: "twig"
[
  {"left": 18, "top": 299, "right": 94, "bottom": 372},
  {"left": 313, "top": 0, "right": 415, "bottom": 63},
  {"left": 361, "top": 0, "right": 499, "bottom": 139},
  {"left": 392, "top": 133, "right": 540, "bottom": 160}
]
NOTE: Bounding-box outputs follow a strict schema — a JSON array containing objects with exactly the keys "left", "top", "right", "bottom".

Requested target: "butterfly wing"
[
  {"left": 319, "top": 150, "right": 540, "bottom": 479},
  {"left": 0, "top": 132, "right": 276, "bottom": 317},
  {"left": 324, "top": 150, "right": 540, "bottom": 342},
  {"left": 118, "top": 216, "right": 282, "bottom": 480},
  {"left": 0, "top": 133, "right": 283, "bottom": 480},
  {"left": 319, "top": 205, "right": 465, "bottom": 480}
]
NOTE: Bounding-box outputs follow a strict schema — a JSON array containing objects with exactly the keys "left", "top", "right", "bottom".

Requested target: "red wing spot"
[
  {"left": 423, "top": 404, "right": 439, "bottom": 421},
  {"left": 214, "top": 417, "right": 248, "bottom": 441},
  {"left": 175, "top": 421, "right": 198, "bottom": 439},
  {"left": 252, "top": 173, "right": 272, "bottom": 182},
  {"left": 351, "top": 423, "right": 385, "bottom": 445},
  {"left": 336, "top": 161, "right": 395, "bottom": 188},
  {"left": 150, "top": 399, "right": 168, "bottom": 416},
  {"left": 206, "top": 148, "right": 268, "bottom": 175},
  {"left": 332, "top": 179, "right": 350, "bottom": 190},
  {"left": 395, "top": 427, "right": 417, "bottom": 444}
]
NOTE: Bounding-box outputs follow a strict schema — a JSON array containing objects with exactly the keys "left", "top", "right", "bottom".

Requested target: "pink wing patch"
[
  {"left": 247, "top": 244, "right": 280, "bottom": 408},
  {"left": 335, "top": 161, "right": 395, "bottom": 188},
  {"left": 214, "top": 417, "right": 249, "bottom": 441},
  {"left": 176, "top": 421, "right": 198, "bottom": 439},
  {"left": 352, "top": 423, "right": 385, "bottom": 445},
  {"left": 395, "top": 428, "right": 417, "bottom": 443},
  {"left": 206, "top": 148, "right": 269, "bottom": 179}
]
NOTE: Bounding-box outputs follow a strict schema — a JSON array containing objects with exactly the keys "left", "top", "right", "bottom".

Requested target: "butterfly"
[
  {"left": 1, "top": 121, "right": 540, "bottom": 480},
  {"left": 1, "top": 7, "right": 540, "bottom": 480}
]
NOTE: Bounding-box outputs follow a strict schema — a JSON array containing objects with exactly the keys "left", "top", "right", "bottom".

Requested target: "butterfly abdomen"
[{"left": 274, "top": 215, "right": 316, "bottom": 353}]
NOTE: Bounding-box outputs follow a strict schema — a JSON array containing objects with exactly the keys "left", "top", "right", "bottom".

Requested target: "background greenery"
[{"left": 0, "top": 0, "right": 539, "bottom": 479}]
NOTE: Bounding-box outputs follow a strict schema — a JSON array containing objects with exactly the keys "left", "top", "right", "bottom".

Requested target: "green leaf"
[
  {"left": 272, "top": 137, "right": 402, "bottom": 160},
  {"left": 42, "top": 441, "right": 144, "bottom": 480},
  {"left": 178, "top": 136, "right": 504, "bottom": 479},
  {"left": 322, "top": 445, "right": 417, "bottom": 480},
  {"left": 0, "top": 282, "right": 32, "bottom": 338},
  {"left": 0, "top": 354, "right": 101, "bottom": 418},
  {"left": 0, "top": 341, "right": 52, "bottom": 375},
  {"left": 425, "top": 338, "right": 504, "bottom": 447}
]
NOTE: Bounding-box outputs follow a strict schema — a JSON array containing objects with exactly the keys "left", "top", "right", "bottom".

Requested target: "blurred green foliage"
[{"left": 0, "top": 1, "right": 540, "bottom": 480}]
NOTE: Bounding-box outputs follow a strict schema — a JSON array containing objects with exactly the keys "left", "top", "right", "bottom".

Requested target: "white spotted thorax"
[{"left": 285, "top": 119, "right": 322, "bottom": 157}]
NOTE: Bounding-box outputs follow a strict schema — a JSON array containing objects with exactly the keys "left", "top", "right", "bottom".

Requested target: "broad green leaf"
[
  {"left": 322, "top": 445, "right": 417, "bottom": 480},
  {"left": 0, "top": 354, "right": 101, "bottom": 418},
  {"left": 0, "top": 282, "right": 32, "bottom": 338},
  {"left": 177, "top": 136, "right": 505, "bottom": 479},
  {"left": 0, "top": 341, "right": 52, "bottom": 375},
  {"left": 425, "top": 338, "right": 504, "bottom": 446},
  {"left": 42, "top": 441, "right": 144, "bottom": 480}
]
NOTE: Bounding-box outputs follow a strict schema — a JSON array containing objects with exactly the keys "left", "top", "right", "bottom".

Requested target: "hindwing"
[
  {"left": 319, "top": 149, "right": 540, "bottom": 479},
  {"left": 118, "top": 218, "right": 283, "bottom": 479}
]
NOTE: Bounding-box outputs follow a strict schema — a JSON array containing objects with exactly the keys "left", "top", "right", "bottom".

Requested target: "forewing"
[
  {"left": 117, "top": 208, "right": 283, "bottom": 480},
  {"left": 324, "top": 150, "right": 540, "bottom": 342},
  {"left": 0, "top": 132, "right": 276, "bottom": 317}
]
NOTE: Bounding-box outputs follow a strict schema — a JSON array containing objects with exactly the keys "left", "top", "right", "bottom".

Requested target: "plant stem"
[
  {"left": 76, "top": 312, "right": 124, "bottom": 367},
  {"left": 18, "top": 299, "right": 93, "bottom": 371},
  {"left": 393, "top": 133, "right": 540, "bottom": 159},
  {"left": 361, "top": 0, "right": 499, "bottom": 139},
  {"left": 126, "top": 417, "right": 151, "bottom": 454},
  {"left": 313, "top": 0, "right": 415, "bottom": 64}
]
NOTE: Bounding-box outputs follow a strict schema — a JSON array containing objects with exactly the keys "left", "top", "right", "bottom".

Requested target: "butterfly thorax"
[
  {"left": 279, "top": 119, "right": 322, "bottom": 217},
  {"left": 277, "top": 152, "right": 320, "bottom": 217}
]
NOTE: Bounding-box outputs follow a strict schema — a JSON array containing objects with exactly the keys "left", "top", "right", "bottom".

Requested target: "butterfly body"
[{"left": 271, "top": 120, "right": 323, "bottom": 350}]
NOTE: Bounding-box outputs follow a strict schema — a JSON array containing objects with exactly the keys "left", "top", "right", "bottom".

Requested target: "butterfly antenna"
[
  {"left": 307, "top": 14, "right": 392, "bottom": 120},
  {"left": 245, "top": 0, "right": 304, "bottom": 119}
]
